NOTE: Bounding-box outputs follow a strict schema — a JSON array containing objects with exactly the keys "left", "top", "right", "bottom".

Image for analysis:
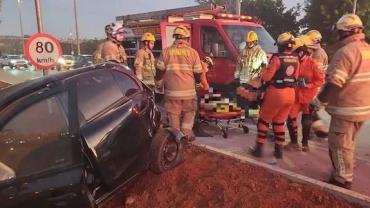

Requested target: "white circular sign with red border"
[{"left": 25, "top": 33, "right": 63, "bottom": 69}]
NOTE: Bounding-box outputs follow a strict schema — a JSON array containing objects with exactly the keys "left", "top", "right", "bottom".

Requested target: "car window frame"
[
  {"left": 0, "top": 82, "right": 83, "bottom": 184},
  {"left": 74, "top": 69, "right": 133, "bottom": 125},
  {"left": 111, "top": 67, "right": 143, "bottom": 99}
]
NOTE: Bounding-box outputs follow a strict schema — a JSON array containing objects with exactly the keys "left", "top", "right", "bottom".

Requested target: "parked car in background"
[
  {"left": 74, "top": 54, "right": 93, "bottom": 68},
  {"left": 0, "top": 55, "right": 29, "bottom": 69},
  {"left": 0, "top": 55, "right": 10, "bottom": 68},
  {"left": 0, "top": 63, "right": 184, "bottom": 207},
  {"left": 56, "top": 55, "right": 75, "bottom": 71}
]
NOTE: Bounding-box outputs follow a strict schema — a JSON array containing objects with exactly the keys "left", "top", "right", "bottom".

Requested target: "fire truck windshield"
[{"left": 223, "top": 25, "right": 277, "bottom": 53}]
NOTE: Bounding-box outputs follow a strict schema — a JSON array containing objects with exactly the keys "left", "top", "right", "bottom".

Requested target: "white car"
[{"left": 7, "top": 55, "right": 29, "bottom": 69}]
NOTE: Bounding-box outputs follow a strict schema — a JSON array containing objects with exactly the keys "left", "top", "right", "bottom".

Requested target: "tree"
[
  {"left": 196, "top": 0, "right": 302, "bottom": 39},
  {"left": 301, "top": 0, "right": 370, "bottom": 44},
  {"left": 241, "top": 0, "right": 302, "bottom": 39}
]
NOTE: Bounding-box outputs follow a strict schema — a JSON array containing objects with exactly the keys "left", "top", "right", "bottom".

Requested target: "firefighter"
[
  {"left": 285, "top": 35, "right": 324, "bottom": 152},
  {"left": 93, "top": 24, "right": 110, "bottom": 64},
  {"left": 235, "top": 31, "right": 268, "bottom": 117},
  {"left": 310, "top": 14, "right": 370, "bottom": 189},
  {"left": 135, "top": 32, "right": 156, "bottom": 89},
  {"left": 193, "top": 56, "right": 213, "bottom": 137},
  {"left": 250, "top": 32, "right": 299, "bottom": 159},
  {"left": 99, "top": 22, "right": 128, "bottom": 64},
  {"left": 155, "top": 25, "right": 203, "bottom": 141},
  {"left": 306, "top": 30, "right": 330, "bottom": 138}
]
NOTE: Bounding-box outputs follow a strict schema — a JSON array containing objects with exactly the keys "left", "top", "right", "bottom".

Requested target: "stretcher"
[{"left": 199, "top": 88, "right": 256, "bottom": 138}]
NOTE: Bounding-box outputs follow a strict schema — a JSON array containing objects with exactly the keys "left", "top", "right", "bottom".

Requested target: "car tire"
[{"left": 150, "top": 127, "right": 184, "bottom": 174}]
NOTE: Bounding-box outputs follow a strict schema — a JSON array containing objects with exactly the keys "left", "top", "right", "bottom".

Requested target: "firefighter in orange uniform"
[
  {"left": 285, "top": 35, "right": 324, "bottom": 152},
  {"left": 135, "top": 32, "right": 156, "bottom": 89},
  {"left": 311, "top": 14, "right": 370, "bottom": 189},
  {"left": 306, "top": 30, "right": 330, "bottom": 138},
  {"left": 155, "top": 25, "right": 203, "bottom": 141},
  {"left": 100, "top": 22, "right": 128, "bottom": 64},
  {"left": 250, "top": 32, "right": 299, "bottom": 158}
]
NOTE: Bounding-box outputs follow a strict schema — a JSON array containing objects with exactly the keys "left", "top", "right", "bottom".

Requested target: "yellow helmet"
[
  {"left": 141, "top": 32, "right": 155, "bottom": 42},
  {"left": 245, "top": 31, "right": 258, "bottom": 42},
  {"left": 306, "top": 30, "right": 322, "bottom": 43},
  {"left": 299, "top": 35, "right": 317, "bottom": 49},
  {"left": 292, "top": 37, "right": 304, "bottom": 51},
  {"left": 276, "top": 32, "right": 295, "bottom": 46},
  {"left": 173, "top": 25, "right": 190, "bottom": 38},
  {"left": 335, "top": 13, "right": 363, "bottom": 31}
]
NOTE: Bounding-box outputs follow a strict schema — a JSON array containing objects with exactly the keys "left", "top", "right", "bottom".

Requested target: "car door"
[
  {"left": 75, "top": 69, "right": 149, "bottom": 188},
  {"left": 112, "top": 68, "right": 154, "bottom": 167},
  {"left": 0, "top": 83, "right": 84, "bottom": 207}
]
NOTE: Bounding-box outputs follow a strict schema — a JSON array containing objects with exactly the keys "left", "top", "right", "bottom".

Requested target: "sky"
[{"left": 0, "top": 0, "right": 303, "bottom": 39}]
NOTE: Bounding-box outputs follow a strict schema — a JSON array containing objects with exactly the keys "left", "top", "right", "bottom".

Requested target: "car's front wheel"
[{"left": 150, "top": 127, "right": 184, "bottom": 174}]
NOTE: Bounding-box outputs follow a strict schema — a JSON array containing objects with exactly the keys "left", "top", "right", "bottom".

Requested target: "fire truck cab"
[{"left": 117, "top": 4, "right": 277, "bottom": 91}]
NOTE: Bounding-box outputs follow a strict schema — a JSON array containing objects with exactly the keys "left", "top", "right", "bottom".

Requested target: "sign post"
[{"left": 24, "top": 33, "right": 63, "bottom": 72}]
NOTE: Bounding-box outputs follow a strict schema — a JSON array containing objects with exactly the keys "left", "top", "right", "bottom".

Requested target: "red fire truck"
[{"left": 117, "top": 4, "right": 277, "bottom": 92}]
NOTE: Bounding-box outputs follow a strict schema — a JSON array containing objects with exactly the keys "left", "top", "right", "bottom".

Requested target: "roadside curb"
[{"left": 193, "top": 143, "right": 370, "bottom": 207}]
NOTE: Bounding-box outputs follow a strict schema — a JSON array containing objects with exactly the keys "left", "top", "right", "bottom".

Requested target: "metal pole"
[
  {"left": 236, "top": 0, "right": 241, "bottom": 16},
  {"left": 17, "top": 0, "right": 24, "bottom": 54},
  {"left": 73, "top": 0, "right": 80, "bottom": 55},
  {"left": 34, "top": 0, "right": 46, "bottom": 75},
  {"left": 353, "top": 0, "right": 357, "bottom": 14},
  {"left": 34, "top": 0, "right": 43, "bottom": 32}
]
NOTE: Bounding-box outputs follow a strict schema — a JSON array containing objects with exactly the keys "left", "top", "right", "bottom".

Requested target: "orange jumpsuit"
[
  {"left": 287, "top": 56, "right": 324, "bottom": 145},
  {"left": 257, "top": 53, "right": 299, "bottom": 145}
]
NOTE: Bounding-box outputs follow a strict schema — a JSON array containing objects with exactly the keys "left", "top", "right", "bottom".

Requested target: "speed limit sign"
[{"left": 25, "top": 33, "right": 63, "bottom": 69}]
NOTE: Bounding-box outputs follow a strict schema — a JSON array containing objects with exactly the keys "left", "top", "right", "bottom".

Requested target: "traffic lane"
[{"left": 0, "top": 67, "right": 60, "bottom": 85}]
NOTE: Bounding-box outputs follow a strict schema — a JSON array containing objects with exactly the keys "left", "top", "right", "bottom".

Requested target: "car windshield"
[
  {"left": 63, "top": 55, "right": 74, "bottom": 60},
  {"left": 82, "top": 55, "right": 93, "bottom": 62},
  {"left": 8, "top": 55, "right": 20, "bottom": 59},
  {"left": 223, "top": 25, "right": 277, "bottom": 53}
]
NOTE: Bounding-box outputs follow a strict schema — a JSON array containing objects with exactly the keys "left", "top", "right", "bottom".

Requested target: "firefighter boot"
[
  {"left": 249, "top": 143, "right": 263, "bottom": 157},
  {"left": 301, "top": 114, "right": 312, "bottom": 152},
  {"left": 312, "top": 112, "right": 328, "bottom": 138},
  {"left": 193, "top": 120, "right": 212, "bottom": 137},
  {"left": 285, "top": 117, "right": 300, "bottom": 151},
  {"left": 274, "top": 144, "right": 283, "bottom": 159}
]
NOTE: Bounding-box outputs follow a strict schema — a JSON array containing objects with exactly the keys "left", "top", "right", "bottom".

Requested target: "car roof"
[{"left": 0, "top": 63, "right": 133, "bottom": 111}]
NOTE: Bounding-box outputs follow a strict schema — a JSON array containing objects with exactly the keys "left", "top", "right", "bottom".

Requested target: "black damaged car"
[{"left": 0, "top": 63, "right": 185, "bottom": 207}]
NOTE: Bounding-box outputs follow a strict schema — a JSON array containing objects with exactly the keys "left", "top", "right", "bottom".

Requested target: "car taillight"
[{"left": 132, "top": 104, "right": 140, "bottom": 115}]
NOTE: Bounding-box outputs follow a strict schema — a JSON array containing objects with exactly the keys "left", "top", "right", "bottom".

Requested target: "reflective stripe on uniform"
[
  {"left": 336, "top": 149, "right": 346, "bottom": 178},
  {"left": 193, "top": 63, "right": 203, "bottom": 73},
  {"left": 349, "top": 72, "right": 370, "bottom": 83},
  {"left": 181, "top": 121, "right": 194, "bottom": 130},
  {"left": 167, "top": 64, "right": 194, "bottom": 72},
  {"left": 326, "top": 105, "right": 370, "bottom": 116},
  {"left": 164, "top": 89, "right": 196, "bottom": 98},
  {"left": 332, "top": 70, "right": 348, "bottom": 80}
]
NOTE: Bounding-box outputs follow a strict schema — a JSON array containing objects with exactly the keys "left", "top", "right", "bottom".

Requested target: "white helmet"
[{"left": 106, "top": 22, "right": 124, "bottom": 37}]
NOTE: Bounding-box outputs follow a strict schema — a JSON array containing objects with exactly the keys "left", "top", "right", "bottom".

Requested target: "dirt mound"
[{"left": 104, "top": 146, "right": 365, "bottom": 208}]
